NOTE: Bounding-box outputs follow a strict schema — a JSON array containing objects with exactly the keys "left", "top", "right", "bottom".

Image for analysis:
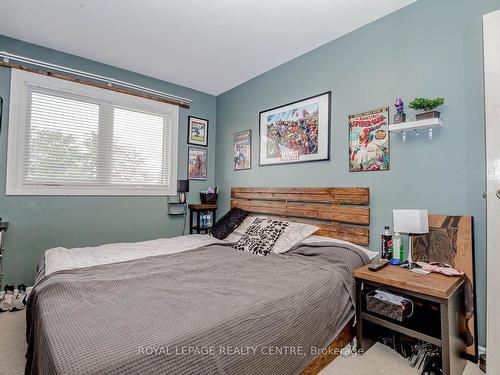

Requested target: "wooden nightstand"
[
  {"left": 188, "top": 204, "right": 217, "bottom": 234},
  {"left": 353, "top": 264, "right": 466, "bottom": 375}
]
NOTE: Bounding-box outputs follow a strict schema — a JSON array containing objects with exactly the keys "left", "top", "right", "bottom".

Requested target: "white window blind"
[
  {"left": 26, "top": 91, "right": 100, "bottom": 183},
  {"left": 111, "top": 107, "right": 169, "bottom": 185},
  {"left": 7, "top": 70, "right": 178, "bottom": 195}
]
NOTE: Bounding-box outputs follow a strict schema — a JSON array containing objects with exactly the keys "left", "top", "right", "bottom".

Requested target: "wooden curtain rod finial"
[{"left": 0, "top": 61, "right": 191, "bottom": 109}]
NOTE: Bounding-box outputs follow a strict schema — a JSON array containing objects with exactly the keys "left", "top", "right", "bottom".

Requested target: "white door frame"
[{"left": 484, "top": 9, "right": 500, "bottom": 375}]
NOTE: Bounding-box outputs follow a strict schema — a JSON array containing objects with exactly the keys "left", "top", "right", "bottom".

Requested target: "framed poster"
[
  {"left": 188, "top": 147, "right": 208, "bottom": 180},
  {"left": 187, "top": 116, "right": 209, "bottom": 147},
  {"left": 349, "top": 107, "right": 390, "bottom": 172},
  {"left": 259, "top": 92, "right": 331, "bottom": 166},
  {"left": 233, "top": 130, "right": 251, "bottom": 171}
]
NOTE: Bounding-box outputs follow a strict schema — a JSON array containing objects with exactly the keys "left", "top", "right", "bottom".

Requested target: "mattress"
[{"left": 26, "top": 238, "right": 369, "bottom": 375}]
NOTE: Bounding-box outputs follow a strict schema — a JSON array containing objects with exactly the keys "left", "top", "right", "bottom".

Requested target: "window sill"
[{"left": 5, "top": 184, "right": 175, "bottom": 196}]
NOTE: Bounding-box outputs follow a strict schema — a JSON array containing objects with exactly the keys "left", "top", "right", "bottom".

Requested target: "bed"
[{"left": 26, "top": 187, "right": 371, "bottom": 375}]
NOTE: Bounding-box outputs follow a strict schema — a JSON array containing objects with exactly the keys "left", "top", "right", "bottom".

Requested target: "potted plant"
[{"left": 409, "top": 97, "right": 445, "bottom": 120}]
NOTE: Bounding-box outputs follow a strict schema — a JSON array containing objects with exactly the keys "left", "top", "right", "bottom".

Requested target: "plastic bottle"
[
  {"left": 392, "top": 232, "right": 403, "bottom": 263},
  {"left": 381, "top": 226, "right": 393, "bottom": 260}
]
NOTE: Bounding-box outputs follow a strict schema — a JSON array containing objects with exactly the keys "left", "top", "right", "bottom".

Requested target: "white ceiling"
[{"left": 0, "top": 0, "right": 416, "bottom": 95}]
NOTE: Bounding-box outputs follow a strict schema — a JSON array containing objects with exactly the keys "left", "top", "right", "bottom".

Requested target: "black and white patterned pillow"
[{"left": 233, "top": 218, "right": 289, "bottom": 256}]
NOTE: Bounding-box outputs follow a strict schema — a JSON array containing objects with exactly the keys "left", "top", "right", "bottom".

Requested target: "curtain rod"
[{"left": 0, "top": 51, "right": 192, "bottom": 109}]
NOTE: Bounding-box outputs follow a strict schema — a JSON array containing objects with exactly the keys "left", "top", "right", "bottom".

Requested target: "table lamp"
[
  {"left": 393, "top": 209, "right": 429, "bottom": 269},
  {"left": 177, "top": 179, "right": 189, "bottom": 204}
]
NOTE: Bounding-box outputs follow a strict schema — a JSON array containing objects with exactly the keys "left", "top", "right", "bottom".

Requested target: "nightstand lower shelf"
[{"left": 361, "top": 312, "right": 442, "bottom": 347}]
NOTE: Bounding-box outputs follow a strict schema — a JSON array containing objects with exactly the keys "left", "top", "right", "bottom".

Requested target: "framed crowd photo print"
[
  {"left": 259, "top": 92, "right": 331, "bottom": 166},
  {"left": 348, "top": 107, "right": 390, "bottom": 172},
  {"left": 187, "top": 116, "right": 209, "bottom": 147},
  {"left": 188, "top": 147, "right": 208, "bottom": 180},
  {"left": 233, "top": 130, "right": 251, "bottom": 171}
]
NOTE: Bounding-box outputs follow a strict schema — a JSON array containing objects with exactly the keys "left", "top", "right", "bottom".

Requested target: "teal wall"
[
  {"left": 1, "top": 0, "right": 497, "bottom": 348},
  {"left": 215, "top": 0, "right": 500, "bottom": 346},
  {"left": 0, "top": 36, "right": 217, "bottom": 285}
]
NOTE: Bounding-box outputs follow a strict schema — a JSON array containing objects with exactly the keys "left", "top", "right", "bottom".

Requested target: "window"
[{"left": 6, "top": 70, "right": 178, "bottom": 195}]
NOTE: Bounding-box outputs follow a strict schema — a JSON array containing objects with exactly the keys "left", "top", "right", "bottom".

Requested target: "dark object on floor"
[
  {"left": 377, "top": 333, "right": 415, "bottom": 360},
  {"left": 377, "top": 333, "right": 442, "bottom": 375},
  {"left": 4, "top": 284, "right": 14, "bottom": 293},
  {"left": 421, "top": 352, "right": 443, "bottom": 375},
  {"left": 210, "top": 208, "right": 249, "bottom": 239},
  {"left": 479, "top": 353, "right": 486, "bottom": 372}
]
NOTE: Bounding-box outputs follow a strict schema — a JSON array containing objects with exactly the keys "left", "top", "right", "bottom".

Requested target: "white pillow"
[
  {"left": 300, "top": 235, "right": 378, "bottom": 260},
  {"left": 225, "top": 216, "right": 319, "bottom": 254},
  {"left": 225, "top": 215, "right": 265, "bottom": 242}
]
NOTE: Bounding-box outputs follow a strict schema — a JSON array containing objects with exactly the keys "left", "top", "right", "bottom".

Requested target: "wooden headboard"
[{"left": 230, "top": 187, "right": 370, "bottom": 245}]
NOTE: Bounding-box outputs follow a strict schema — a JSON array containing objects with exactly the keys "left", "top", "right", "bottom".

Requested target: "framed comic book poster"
[
  {"left": 187, "top": 116, "right": 209, "bottom": 147},
  {"left": 188, "top": 147, "right": 208, "bottom": 180},
  {"left": 233, "top": 130, "right": 251, "bottom": 171},
  {"left": 349, "top": 107, "right": 390, "bottom": 172},
  {"left": 259, "top": 92, "right": 331, "bottom": 166}
]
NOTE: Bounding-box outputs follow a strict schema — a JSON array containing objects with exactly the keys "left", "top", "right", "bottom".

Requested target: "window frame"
[{"left": 6, "top": 69, "right": 179, "bottom": 196}]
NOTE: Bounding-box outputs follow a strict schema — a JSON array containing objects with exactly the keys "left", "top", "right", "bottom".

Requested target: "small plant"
[{"left": 409, "top": 97, "right": 445, "bottom": 112}]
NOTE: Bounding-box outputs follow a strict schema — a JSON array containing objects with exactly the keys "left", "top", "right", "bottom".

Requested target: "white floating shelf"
[
  {"left": 389, "top": 118, "right": 442, "bottom": 142},
  {"left": 389, "top": 118, "right": 443, "bottom": 132}
]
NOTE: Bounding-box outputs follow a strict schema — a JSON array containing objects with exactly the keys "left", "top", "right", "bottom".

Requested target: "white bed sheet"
[
  {"left": 44, "top": 234, "right": 227, "bottom": 276},
  {"left": 300, "top": 235, "right": 379, "bottom": 260}
]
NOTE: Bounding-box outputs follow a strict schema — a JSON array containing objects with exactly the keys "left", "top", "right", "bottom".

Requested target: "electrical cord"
[
  {"left": 182, "top": 210, "right": 187, "bottom": 236},
  {"left": 406, "top": 299, "right": 414, "bottom": 318}
]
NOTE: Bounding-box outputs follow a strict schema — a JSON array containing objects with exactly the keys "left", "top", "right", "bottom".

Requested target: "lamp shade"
[
  {"left": 177, "top": 179, "right": 189, "bottom": 193},
  {"left": 393, "top": 209, "right": 429, "bottom": 234}
]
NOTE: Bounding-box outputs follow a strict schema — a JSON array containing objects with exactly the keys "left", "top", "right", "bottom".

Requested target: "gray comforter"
[{"left": 26, "top": 242, "right": 369, "bottom": 375}]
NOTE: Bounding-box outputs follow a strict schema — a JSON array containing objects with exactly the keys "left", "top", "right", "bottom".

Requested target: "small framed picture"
[
  {"left": 188, "top": 147, "right": 208, "bottom": 180},
  {"left": 233, "top": 130, "right": 251, "bottom": 171},
  {"left": 187, "top": 116, "right": 209, "bottom": 147}
]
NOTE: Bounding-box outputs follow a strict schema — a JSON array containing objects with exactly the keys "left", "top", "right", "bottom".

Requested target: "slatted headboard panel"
[{"left": 230, "top": 187, "right": 370, "bottom": 246}]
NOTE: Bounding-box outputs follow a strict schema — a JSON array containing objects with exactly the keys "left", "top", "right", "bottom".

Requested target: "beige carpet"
[
  {"left": 0, "top": 310, "right": 483, "bottom": 375},
  {"left": 319, "top": 341, "right": 483, "bottom": 375},
  {"left": 0, "top": 310, "right": 27, "bottom": 375}
]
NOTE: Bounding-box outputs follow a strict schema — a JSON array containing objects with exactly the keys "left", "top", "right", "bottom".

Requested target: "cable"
[
  {"left": 406, "top": 299, "right": 415, "bottom": 318},
  {"left": 182, "top": 210, "right": 187, "bottom": 236}
]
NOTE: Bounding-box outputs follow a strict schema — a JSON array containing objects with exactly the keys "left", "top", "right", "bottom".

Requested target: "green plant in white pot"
[{"left": 409, "top": 97, "right": 445, "bottom": 120}]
